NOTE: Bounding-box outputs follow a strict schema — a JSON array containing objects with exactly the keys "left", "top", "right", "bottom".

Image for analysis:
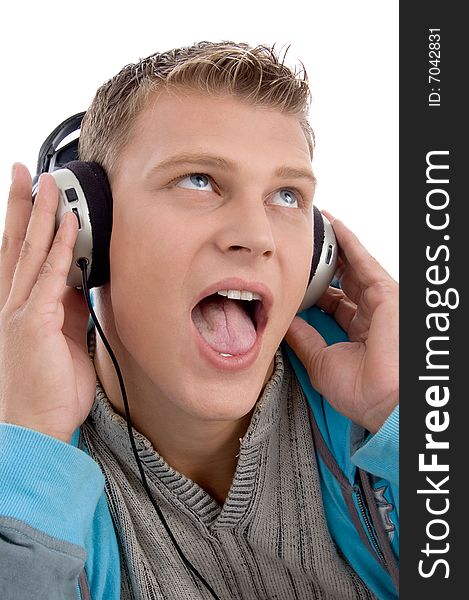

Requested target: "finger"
[
  {"left": 7, "top": 173, "right": 61, "bottom": 309},
  {"left": 0, "top": 163, "right": 34, "bottom": 308},
  {"left": 284, "top": 315, "right": 327, "bottom": 369},
  {"left": 332, "top": 254, "right": 366, "bottom": 308},
  {"left": 61, "top": 286, "right": 92, "bottom": 348},
  {"left": 27, "top": 211, "right": 79, "bottom": 317},
  {"left": 315, "top": 285, "right": 357, "bottom": 333},
  {"left": 321, "top": 210, "right": 395, "bottom": 291}
]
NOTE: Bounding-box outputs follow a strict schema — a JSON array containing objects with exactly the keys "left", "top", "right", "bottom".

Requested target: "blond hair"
[{"left": 78, "top": 41, "right": 314, "bottom": 176}]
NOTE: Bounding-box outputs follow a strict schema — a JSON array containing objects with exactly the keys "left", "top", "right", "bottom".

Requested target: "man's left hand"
[{"left": 284, "top": 210, "right": 399, "bottom": 434}]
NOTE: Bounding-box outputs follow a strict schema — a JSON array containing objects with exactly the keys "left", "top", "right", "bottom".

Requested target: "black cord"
[{"left": 77, "top": 258, "right": 221, "bottom": 600}]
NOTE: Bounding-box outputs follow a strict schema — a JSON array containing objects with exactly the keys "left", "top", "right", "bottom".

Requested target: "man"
[{"left": 0, "top": 42, "right": 399, "bottom": 599}]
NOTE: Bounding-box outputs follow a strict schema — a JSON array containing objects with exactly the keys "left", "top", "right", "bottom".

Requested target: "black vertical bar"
[{"left": 400, "top": 2, "right": 466, "bottom": 597}]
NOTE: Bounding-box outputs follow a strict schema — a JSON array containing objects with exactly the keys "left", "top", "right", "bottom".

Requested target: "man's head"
[{"left": 78, "top": 42, "right": 316, "bottom": 423}]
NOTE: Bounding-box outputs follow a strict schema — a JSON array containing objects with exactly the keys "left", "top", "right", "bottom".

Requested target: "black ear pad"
[
  {"left": 310, "top": 205, "right": 325, "bottom": 284},
  {"left": 64, "top": 161, "right": 113, "bottom": 289}
]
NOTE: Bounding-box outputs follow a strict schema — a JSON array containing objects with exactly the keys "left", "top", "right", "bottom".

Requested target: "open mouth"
[{"left": 191, "top": 289, "right": 267, "bottom": 358}]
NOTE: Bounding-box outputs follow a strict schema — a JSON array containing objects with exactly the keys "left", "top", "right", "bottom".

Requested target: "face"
[{"left": 105, "top": 88, "right": 315, "bottom": 421}]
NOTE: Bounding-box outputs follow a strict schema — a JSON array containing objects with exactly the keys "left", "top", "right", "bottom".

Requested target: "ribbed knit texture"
[{"left": 82, "top": 328, "right": 375, "bottom": 599}]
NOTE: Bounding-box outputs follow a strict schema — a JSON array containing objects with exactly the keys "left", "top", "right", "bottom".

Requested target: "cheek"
[
  {"left": 110, "top": 209, "right": 187, "bottom": 289},
  {"left": 283, "top": 232, "right": 313, "bottom": 295},
  {"left": 107, "top": 220, "right": 172, "bottom": 341},
  {"left": 285, "top": 248, "right": 313, "bottom": 321},
  {"left": 265, "top": 234, "right": 312, "bottom": 345},
  {"left": 107, "top": 210, "right": 202, "bottom": 349}
]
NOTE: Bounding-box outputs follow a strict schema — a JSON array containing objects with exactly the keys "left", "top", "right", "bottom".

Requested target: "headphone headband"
[{"left": 35, "top": 112, "right": 85, "bottom": 183}]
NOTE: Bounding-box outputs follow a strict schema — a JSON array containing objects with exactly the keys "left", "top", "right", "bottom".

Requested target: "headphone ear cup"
[
  {"left": 61, "top": 161, "right": 113, "bottom": 289},
  {"left": 297, "top": 206, "right": 338, "bottom": 313}
]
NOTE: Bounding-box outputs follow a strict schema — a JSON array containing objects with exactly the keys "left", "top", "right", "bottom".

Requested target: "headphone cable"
[{"left": 77, "top": 258, "right": 221, "bottom": 600}]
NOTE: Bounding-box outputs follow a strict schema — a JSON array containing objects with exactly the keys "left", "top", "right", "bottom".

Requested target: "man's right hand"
[{"left": 0, "top": 163, "right": 97, "bottom": 443}]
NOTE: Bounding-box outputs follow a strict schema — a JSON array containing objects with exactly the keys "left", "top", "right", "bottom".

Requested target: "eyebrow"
[
  {"left": 275, "top": 165, "right": 317, "bottom": 186},
  {"left": 145, "top": 153, "right": 317, "bottom": 186}
]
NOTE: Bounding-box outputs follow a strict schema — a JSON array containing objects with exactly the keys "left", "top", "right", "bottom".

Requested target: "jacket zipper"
[{"left": 353, "top": 483, "right": 386, "bottom": 563}]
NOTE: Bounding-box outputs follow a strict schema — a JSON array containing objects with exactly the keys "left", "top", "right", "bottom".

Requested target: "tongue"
[{"left": 192, "top": 296, "right": 257, "bottom": 355}]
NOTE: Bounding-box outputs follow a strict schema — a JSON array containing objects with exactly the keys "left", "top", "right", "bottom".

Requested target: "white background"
[{"left": 0, "top": 0, "right": 398, "bottom": 281}]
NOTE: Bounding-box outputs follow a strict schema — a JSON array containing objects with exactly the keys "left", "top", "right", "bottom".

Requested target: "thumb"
[
  {"left": 284, "top": 315, "right": 327, "bottom": 374},
  {"left": 61, "top": 286, "right": 92, "bottom": 347}
]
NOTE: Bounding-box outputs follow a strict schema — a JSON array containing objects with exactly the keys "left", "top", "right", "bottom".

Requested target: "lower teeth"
[{"left": 219, "top": 353, "right": 233, "bottom": 357}]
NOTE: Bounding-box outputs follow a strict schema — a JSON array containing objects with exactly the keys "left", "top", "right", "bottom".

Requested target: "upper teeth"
[{"left": 217, "top": 289, "right": 262, "bottom": 301}]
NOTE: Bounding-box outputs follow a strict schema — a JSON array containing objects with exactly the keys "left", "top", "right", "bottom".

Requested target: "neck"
[{"left": 91, "top": 303, "right": 272, "bottom": 505}]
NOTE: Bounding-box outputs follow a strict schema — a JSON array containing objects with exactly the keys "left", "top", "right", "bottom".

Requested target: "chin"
[{"left": 170, "top": 355, "right": 276, "bottom": 422}]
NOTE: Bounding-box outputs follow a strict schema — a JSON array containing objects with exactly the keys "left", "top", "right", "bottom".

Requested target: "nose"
[{"left": 215, "top": 194, "right": 276, "bottom": 261}]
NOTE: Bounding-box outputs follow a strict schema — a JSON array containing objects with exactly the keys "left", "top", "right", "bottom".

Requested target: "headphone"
[
  {"left": 32, "top": 113, "right": 338, "bottom": 599},
  {"left": 33, "top": 112, "right": 337, "bottom": 311}
]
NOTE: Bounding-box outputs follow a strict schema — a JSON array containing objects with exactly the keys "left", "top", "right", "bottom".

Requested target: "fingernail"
[
  {"left": 60, "top": 212, "right": 70, "bottom": 227},
  {"left": 11, "top": 163, "right": 18, "bottom": 182},
  {"left": 37, "top": 173, "right": 45, "bottom": 192},
  {"left": 322, "top": 209, "right": 336, "bottom": 222}
]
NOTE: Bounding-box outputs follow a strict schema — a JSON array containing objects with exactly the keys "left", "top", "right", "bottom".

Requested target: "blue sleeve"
[
  {"left": 351, "top": 405, "right": 399, "bottom": 488},
  {"left": 0, "top": 423, "right": 105, "bottom": 599}
]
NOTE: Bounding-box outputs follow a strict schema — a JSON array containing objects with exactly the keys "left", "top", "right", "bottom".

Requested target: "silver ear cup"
[
  {"left": 33, "top": 168, "right": 94, "bottom": 289},
  {"left": 33, "top": 160, "right": 113, "bottom": 290},
  {"left": 297, "top": 213, "right": 338, "bottom": 312}
]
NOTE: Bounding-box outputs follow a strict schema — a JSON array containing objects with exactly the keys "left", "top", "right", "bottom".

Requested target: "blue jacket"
[
  {"left": 0, "top": 306, "right": 399, "bottom": 599},
  {"left": 285, "top": 307, "right": 399, "bottom": 599}
]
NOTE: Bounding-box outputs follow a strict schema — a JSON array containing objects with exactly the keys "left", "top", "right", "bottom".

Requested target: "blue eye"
[
  {"left": 270, "top": 189, "right": 299, "bottom": 208},
  {"left": 176, "top": 174, "right": 214, "bottom": 191}
]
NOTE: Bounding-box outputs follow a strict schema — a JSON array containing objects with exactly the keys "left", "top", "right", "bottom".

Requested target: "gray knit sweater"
[{"left": 82, "top": 330, "right": 374, "bottom": 599}]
